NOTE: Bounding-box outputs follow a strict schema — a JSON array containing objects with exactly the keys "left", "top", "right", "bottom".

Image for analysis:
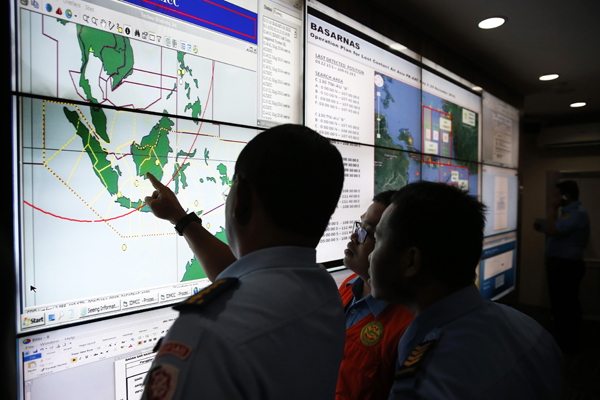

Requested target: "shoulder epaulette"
[
  {"left": 394, "top": 340, "right": 436, "bottom": 380},
  {"left": 173, "top": 277, "right": 239, "bottom": 312}
]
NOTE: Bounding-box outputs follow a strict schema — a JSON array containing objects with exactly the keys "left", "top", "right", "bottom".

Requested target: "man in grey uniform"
[
  {"left": 368, "top": 182, "right": 563, "bottom": 400},
  {"left": 142, "top": 125, "right": 346, "bottom": 400}
]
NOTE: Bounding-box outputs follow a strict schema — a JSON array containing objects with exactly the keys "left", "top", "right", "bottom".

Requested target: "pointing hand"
[{"left": 144, "top": 172, "right": 187, "bottom": 225}]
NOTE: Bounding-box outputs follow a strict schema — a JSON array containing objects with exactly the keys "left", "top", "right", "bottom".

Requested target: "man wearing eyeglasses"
[{"left": 336, "top": 190, "right": 414, "bottom": 400}]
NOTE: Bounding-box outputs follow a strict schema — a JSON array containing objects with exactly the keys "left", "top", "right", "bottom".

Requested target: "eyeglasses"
[{"left": 353, "top": 221, "right": 369, "bottom": 244}]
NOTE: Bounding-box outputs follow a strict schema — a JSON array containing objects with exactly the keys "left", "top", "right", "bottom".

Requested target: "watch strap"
[{"left": 175, "top": 212, "right": 202, "bottom": 236}]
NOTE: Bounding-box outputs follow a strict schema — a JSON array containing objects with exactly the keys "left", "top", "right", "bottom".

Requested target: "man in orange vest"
[{"left": 336, "top": 190, "right": 414, "bottom": 400}]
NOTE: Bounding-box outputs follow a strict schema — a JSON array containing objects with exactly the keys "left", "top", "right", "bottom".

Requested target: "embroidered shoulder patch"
[
  {"left": 394, "top": 340, "right": 436, "bottom": 380},
  {"left": 157, "top": 342, "right": 192, "bottom": 360},
  {"left": 173, "top": 277, "right": 239, "bottom": 312},
  {"left": 361, "top": 321, "right": 383, "bottom": 346},
  {"left": 143, "top": 364, "right": 179, "bottom": 400}
]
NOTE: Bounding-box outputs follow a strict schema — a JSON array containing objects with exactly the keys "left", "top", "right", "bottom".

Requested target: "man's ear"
[
  {"left": 231, "top": 178, "right": 253, "bottom": 226},
  {"left": 404, "top": 247, "right": 421, "bottom": 278}
]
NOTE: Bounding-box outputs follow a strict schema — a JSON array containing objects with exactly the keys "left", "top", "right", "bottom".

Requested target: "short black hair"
[
  {"left": 373, "top": 190, "right": 396, "bottom": 207},
  {"left": 557, "top": 180, "right": 579, "bottom": 201},
  {"left": 388, "top": 181, "right": 486, "bottom": 288},
  {"left": 235, "top": 124, "right": 344, "bottom": 239}
]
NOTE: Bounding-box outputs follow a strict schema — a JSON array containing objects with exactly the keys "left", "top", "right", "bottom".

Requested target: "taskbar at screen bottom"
[{"left": 18, "top": 279, "right": 209, "bottom": 334}]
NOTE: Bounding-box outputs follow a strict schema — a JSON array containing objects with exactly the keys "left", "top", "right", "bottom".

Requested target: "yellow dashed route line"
[{"left": 41, "top": 100, "right": 231, "bottom": 239}]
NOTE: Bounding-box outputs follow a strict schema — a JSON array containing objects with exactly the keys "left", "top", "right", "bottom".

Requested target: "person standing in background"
[
  {"left": 336, "top": 190, "right": 413, "bottom": 400},
  {"left": 535, "top": 180, "right": 590, "bottom": 353}
]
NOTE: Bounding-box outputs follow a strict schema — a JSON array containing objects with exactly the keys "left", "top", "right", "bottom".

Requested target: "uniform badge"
[
  {"left": 394, "top": 340, "right": 436, "bottom": 380},
  {"left": 143, "top": 364, "right": 179, "bottom": 400},
  {"left": 361, "top": 321, "right": 383, "bottom": 346},
  {"left": 157, "top": 342, "right": 192, "bottom": 360}
]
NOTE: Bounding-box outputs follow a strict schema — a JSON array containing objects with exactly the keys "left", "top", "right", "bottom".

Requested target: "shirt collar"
[
  {"left": 217, "top": 246, "right": 318, "bottom": 280},
  {"left": 348, "top": 276, "right": 389, "bottom": 318},
  {"left": 562, "top": 200, "right": 581, "bottom": 212},
  {"left": 399, "top": 285, "right": 484, "bottom": 353}
]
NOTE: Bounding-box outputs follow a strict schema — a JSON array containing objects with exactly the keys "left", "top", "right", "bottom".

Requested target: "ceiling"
[{"left": 331, "top": 0, "right": 600, "bottom": 127}]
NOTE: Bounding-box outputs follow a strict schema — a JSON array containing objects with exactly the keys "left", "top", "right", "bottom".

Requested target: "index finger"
[{"left": 146, "top": 172, "right": 164, "bottom": 190}]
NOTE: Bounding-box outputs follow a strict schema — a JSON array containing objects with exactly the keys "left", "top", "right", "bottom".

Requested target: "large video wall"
[{"left": 10, "top": 1, "right": 519, "bottom": 398}]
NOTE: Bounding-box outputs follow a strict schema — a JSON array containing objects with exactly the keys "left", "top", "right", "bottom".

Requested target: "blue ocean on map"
[
  {"left": 407, "top": 156, "right": 421, "bottom": 183},
  {"left": 375, "top": 75, "right": 421, "bottom": 152},
  {"left": 421, "top": 162, "right": 479, "bottom": 197}
]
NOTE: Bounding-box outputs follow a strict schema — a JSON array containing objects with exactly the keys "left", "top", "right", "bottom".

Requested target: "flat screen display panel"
[
  {"left": 482, "top": 91, "right": 519, "bottom": 168},
  {"left": 11, "top": 0, "right": 304, "bottom": 332},
  {"left": 13, "top": 0, "right": 304, "bottom": 127},
  {"left": 305, "top": 6, "right": 422, "bottom": 148},
  {"left": 421, "top": 69, "right": 481, "bottom": 163},
  {"left": 17, "top": 307, "right": 178, "bottom": 400},
  {"left": 482, "top": 165, "right": 518, "bottom": 237},
  {"left": 15, "top": 95, "right": 260, "bottom": 332},
  {"left": 480, "top": 231, "right": 517, "bottom": 300}
]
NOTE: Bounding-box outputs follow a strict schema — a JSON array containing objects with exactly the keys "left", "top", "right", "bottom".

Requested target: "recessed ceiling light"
[
  {"left": 478, "top": 17, "right": 505, "bottom": 29},
  {"left": 471, "top": 86, "right": 483, "bottom": 92},
  {"left": 539, "top": 74, "right": 559, "bottom": 81},
  {"left": 389, "top": 43, "right": 407, "bottom": 52},
  {"left": 570, "top": 102, "right": 586, "bottom": 108}
]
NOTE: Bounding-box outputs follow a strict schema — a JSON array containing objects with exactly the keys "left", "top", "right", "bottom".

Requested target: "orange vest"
[{"left": 336, "top": 274, "right": 414, "bottom": 400}]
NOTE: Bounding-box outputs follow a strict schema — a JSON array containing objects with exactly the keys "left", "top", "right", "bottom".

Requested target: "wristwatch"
[{"left": 175, "top": 212, "right": 202, "bottom": 236}]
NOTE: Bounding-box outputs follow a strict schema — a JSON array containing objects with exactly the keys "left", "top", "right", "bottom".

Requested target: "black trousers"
[{"left": 546, "top": 257, "right": 586, "bottom": 352}]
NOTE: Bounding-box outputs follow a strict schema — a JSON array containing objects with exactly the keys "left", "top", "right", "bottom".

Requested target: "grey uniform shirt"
[
  {"left": 391, "top": 285, "right": 563, "bottom": 400},
  {"left": 142, "top": 246, "right": 346, "bottom": 400}
]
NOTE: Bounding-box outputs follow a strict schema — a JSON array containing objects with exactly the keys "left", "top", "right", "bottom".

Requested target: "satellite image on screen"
[
  {"left": 419, "top": 91, "right": 479, "bottom": 196},
  {"left": 374, "top": 73, "right": 421, "bottom": 193}
]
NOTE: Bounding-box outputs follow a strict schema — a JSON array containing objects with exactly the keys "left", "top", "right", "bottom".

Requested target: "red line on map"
[
  {"left": 24, "top": 60, "right": 234, "bottom": 223},
  {"left": 139, "top": 0, "right": 257, "bottom": 39}
]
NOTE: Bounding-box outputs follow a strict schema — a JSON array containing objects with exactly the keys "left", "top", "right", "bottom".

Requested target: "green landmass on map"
[
  {"left": 177, "top": 52, "right": 193, "bottom": 75},
  {"left": 64, "top": 107, "right": 119, "bottom": 195},
  {"left": 442, "top": 100, "right": 478, "bottom": 174},
  {"left": 204, "top": 148, "right": 210, "bottom": 165},
  {"left": 375, "top": 112, "right": 403, "bottom": 151},
  {"left": 166, "top": 83, "right": 176, "bottom": 100},
  {"left": 186, "top": 86, "right": 191, "bottom": 99},
  {"left": 398, "top": 129, "right": 418, "bottom": 153},
  {"left": 374, "top": 112, "right": 409, "bottom": 194},
  {"left": 172, "top": 162, "right": 190, "bottom": 195},
  {"left": 77, "top": 25, "right": 134, "bottom": 95},
  {"left": 57, "top": 20, "right": 68, "bottom": 26},
  {"left": 206, "top": 177, "right": 217, "bottom": 183},
  {"left": 193, "top": 79, "right": 198, "bottom": 88},
  {"left": 115, "top": 196, "right": 151, "bottom": 212},
  {"left": 91, "top": 106, "right": 109, "bottom": 143},
  {"left": 115, "top": 165, "right": 122, "bottom": 176},
  {"left": 382, "top": 85, "right": 395, "bottom": 109},
  {"left": 184, "top": 97, "right": 202, "bottom": 123},
  {"left": 181, "top": 227, "right": 227, "bottom": 282},
  {"left": 130, "top": 114, "right": 174, "bottom": 181},
  {"left": 216, "top": 163, "right": 231, "bottom": 186},
  {"left": 375, "top": 148, "right": 410, "bottom": 194},
  {"left": 176, "top": 148, "right": 197, "bottom": 163}
]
